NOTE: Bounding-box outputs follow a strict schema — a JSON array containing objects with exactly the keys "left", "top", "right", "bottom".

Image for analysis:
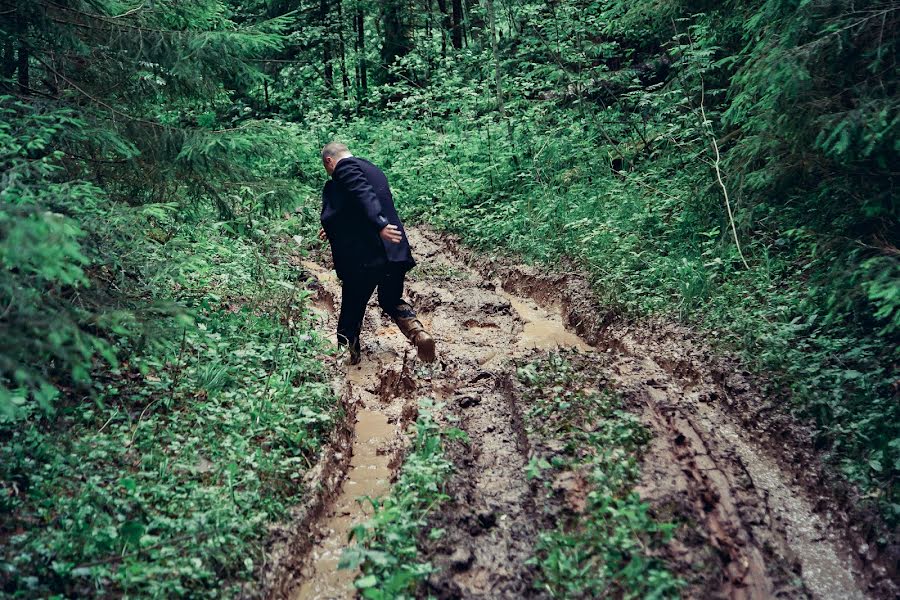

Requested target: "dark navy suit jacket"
[{"left": 321, "top": 156, "right": 414, "bottom": 280}]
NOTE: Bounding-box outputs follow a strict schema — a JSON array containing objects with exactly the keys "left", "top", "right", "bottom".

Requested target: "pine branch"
[{"left": 31, "top": 52, "right": 253, "bottom": 135}]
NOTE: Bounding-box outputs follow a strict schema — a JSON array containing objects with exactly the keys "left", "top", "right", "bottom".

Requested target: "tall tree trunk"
[
  {"left": 320, "top": 0, "right": 333, "bottom": 93},
  {"left": 450, "top": 0, "right": 463, "bottom": 49},
  {"left": 380, "top": 0, "right": 409, "bottom": 82},
  {"left": 435, "top": 0, "right": 450, "bottom": 56},
  {"left": 466, "top": 0, "right": 485, "bottom": 40},
  {"left": 1, "top": 39, "right": 16, "bottom": 81},
  {"left": 485, "top": 0, "right": 512, "bottom": 146},
  {"left": 16, "top": 41, "right": 28, "bottom": 93},
  {"left": 336, "top": 0, "right": 350, "bottom": 98},
  {"left": 355, "top": 8, "right": 367, "bottom": 99}
]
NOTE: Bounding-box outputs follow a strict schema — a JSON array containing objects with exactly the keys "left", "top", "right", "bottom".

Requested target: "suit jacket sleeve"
[{"left": 332, "top": 160, "right": 390, "bottom": 231}]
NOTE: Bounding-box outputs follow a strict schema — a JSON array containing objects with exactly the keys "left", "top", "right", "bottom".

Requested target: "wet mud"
[
  {"left": 288, "top": 261, "right": 421, "bottom": 600},
  {"left": 291, "top": 408, "right": 393, "bottom": 599},
  {"left": 270, "top": 227, "right": 892, "bottom": 599}
]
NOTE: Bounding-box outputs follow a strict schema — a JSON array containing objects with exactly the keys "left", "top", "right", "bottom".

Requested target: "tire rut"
[{"left": 425, "top": 226, "right": 882, "bottom": 599}]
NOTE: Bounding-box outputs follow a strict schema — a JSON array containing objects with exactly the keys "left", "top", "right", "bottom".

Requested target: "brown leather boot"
[{"left": 395, "top": 313, "right": 436, "bottom": 362}]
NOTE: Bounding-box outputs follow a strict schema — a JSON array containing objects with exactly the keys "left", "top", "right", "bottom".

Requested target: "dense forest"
[{"left": 1, "top": 0, "right": 897, "bottom": 598}]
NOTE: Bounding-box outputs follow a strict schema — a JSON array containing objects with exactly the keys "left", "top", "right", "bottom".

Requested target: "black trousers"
[{"left": 336, "top": 263, "right": 415, "bottom": 354}]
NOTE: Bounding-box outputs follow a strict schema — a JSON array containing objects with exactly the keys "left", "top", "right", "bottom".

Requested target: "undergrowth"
[
  {"left": 339, "top": 399, "right": 463, "bottom": 600},
  {"left": 0, "top": 213, "right": 337, "bottom": 597},
  {"left": 290, "top": 0, "right": 899, "bottom": 526},
  {"left": 518, "top": 353, "right": 681, "bottom": 599}
]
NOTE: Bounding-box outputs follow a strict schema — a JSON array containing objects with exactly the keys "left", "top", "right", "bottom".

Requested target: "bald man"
[{"left": 318, "top": 142, "right": 436, "bottom": 365}]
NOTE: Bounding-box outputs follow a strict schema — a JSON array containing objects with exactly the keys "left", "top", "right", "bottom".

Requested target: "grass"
[{"left": 518, "top": 353, "right": 682, "bottom": 599}]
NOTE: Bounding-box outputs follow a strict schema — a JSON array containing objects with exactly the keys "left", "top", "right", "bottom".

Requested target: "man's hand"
[
  {"left": 380, "top": 224, "right": 403, "bottom": 244},
  {"left": 318, "top": 228, "right": 327, "bottom": 241}
]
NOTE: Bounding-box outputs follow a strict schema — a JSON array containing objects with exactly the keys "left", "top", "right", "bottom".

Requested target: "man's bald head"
[
  {"left": 322, "top": 142, "right": 352, "bottom": 176},
  {"left": 322, "top": 142, "right": 350, "bottom": 160}
]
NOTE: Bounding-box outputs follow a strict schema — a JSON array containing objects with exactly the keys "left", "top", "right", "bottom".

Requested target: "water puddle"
[
  {"left": 292, "top": 253, "right": 407, "bottom": 599},
  {"left": 498, "top": 289, "right": 592, "bottom": 352},
  {"left": 291, "top": 407, "right": 394, "bottom": 600}
]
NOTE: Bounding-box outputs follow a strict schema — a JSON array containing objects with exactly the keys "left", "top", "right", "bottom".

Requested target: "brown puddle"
[
  {"left": 291, "top": 256, "right": 404, "bottom": 600},
  {"left": 291, "top": 405, "right": 394, "bottom": 600},
  {"left": 498, "top": 288, "right": 592, "bottom": 352}
]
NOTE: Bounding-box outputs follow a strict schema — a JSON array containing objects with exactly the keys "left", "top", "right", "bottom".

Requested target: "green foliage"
[
  {"left": 280, "top": 0, "right": 898, "bottom": 522},
  {"left": 0, "top": 98, "right": 118, "bottom": 416},
  {"left": 339, "top": 399, "right": 460, "bottom": 600},
  {"left": 518, "top": 354, "right": 681, "bottom": 599},
  {"left": 1, "top": 1, "right": 344, "bottom": 596},
  {"left": 0, "top": 0, "right": 324, "bottom": 413},
  {"left": 0, "top": 213, "right": 337, "bottom": 597},
  {"left": 2, "top": 0, "right": 898, "bottom": 595}
]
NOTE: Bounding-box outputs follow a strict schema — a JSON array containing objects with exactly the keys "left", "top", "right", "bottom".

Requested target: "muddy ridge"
[{"left": 267, "top": 227, "right": 891, "bottom": 599}]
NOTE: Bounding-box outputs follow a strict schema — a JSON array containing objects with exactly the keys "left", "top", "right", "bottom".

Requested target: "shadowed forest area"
[{"left": 1, "top": 0, "right": 897, "bottom": 598}]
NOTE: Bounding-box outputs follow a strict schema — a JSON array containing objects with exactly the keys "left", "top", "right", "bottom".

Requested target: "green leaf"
[{"left": 354, "top": 574, "right": 378, "bottom": 589}]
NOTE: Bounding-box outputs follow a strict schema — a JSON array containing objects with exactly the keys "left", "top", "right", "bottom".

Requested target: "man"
[{"left": 318, "top": 142, "right": 436, "bottom": 364}]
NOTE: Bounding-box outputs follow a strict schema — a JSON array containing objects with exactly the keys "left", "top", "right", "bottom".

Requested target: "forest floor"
[{"left": 272, "top": 227, "right": 893, "bottom": 599}]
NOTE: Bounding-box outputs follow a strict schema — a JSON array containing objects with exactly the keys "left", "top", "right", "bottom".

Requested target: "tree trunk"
[
  {"left": 450, "top": 0, "right": 463, "bottom": 49},
  {"left": 17, "top": 41, "right": 28, "bottom": 93},
  {"left": 355, "top": 8, "right": 367, "bottom": 98},
  {"left": 336, "top": 0, "right": 350, "bottom": 98},
  {"left": 320, "top": 0, "right": 333, "bottom": 93},
  {"left": 1, "top": 38, "right": 15, "bottom": 80},
  {"left": 466, "top": 0, "right": 483, "bottom": 43},
  {"left": 380, "top": 0, "right": 409, "bottom": 81},
  {"left": 435, "top": 0, "right": 450, "bottom": 56},
  {"left": 485, "top": 0, "right": 512, "bottom": 146}
]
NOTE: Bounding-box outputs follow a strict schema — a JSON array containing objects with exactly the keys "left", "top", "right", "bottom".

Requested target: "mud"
[
  {"left": 288, "top": 260, "right": 422, "bottom": 600},
  {"left": 254, "top": 383, "right": 354, "bottom": 599},
  {"left": 271, "top": 227, "right": 891, "bottom": 599},
  {"left": 292, "top": 408, "right": 393, "bottom": 599},
  {"left": 438, "top": 227, "right": 895, "bottom": 599}
]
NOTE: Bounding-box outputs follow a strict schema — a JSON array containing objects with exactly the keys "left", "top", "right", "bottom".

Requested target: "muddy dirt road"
[{"left": 278, "top": 227, "right": 891, "bottom": 599}]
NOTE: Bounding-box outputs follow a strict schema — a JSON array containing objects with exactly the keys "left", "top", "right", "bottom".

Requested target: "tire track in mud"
[
  {"left": 441, "top": 228, "right": 887, "bottom": 599},
  {"left": 287, "top": 260, "right": 420, "bottom": 600},
  {"left": 286, "top": 231, "right": 554, "bottom": 599},
  {"left": 281, "top": 227, "right": 881, "bottom": 600}
]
